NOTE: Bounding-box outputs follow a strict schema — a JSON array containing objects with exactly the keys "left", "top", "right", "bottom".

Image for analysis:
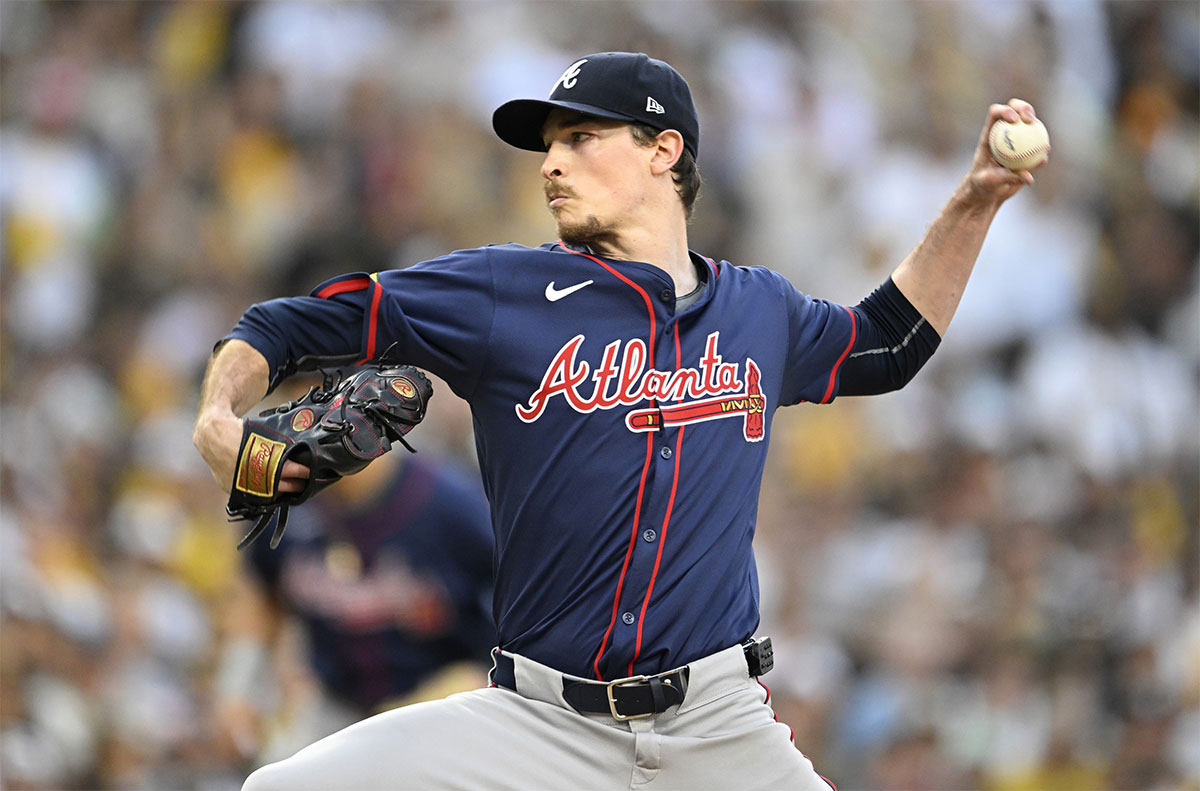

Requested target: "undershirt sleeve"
[{"left": 837, "top": 278, "right": 942, "bottom": 396}]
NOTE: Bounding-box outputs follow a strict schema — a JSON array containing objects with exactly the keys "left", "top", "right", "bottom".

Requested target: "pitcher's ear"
[{"left": 649, "top": 129, "right": 684, "bottom": 174}]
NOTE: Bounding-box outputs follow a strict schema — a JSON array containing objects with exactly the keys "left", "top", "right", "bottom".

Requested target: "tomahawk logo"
[
  {"left": 555, "top": 59, "right": 588, "bottom": 91},
  {"left": 515, "top": 332, "right": 766, "bottom": 442}
]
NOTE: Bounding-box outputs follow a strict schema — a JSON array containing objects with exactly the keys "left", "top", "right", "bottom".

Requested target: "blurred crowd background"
[{"left": 0, "top": 1, "right": 1196, "bottom": 789}]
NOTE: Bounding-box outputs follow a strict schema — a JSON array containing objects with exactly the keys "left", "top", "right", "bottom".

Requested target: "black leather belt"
[
  {"left": 491, "top": 640, "right": 772, "bottom": 720},
  {"left": 490, "top": 650, "right": 688, "bottom": 720},
  {"left": 562, "top": 669, "right": 689, "bottom": 720}
]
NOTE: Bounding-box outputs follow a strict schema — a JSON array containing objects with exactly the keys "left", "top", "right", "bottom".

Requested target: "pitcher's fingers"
[
  {"left": 1007, "top": 98, "right": 1036, "bottom": 122},
  {"left": 989, "top": 103, "right": 1020, "bottom": 124},
  {"left": 281, "top": 460, "right": 310, "bottom": 479},
  {"left": 277, "top": 460, "right": 310, "bottom": 493}
]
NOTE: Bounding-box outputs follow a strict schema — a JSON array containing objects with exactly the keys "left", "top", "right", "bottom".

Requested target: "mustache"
[{"left": 544, "top": 182, "right": 577, "bottom": 201}]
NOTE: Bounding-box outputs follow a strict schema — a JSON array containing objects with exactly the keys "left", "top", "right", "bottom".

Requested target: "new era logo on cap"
[{"left": 492, "top": 52, "right": 700, "bottom": 159}]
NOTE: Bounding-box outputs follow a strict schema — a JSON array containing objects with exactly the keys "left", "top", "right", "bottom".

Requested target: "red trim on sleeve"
[
  {"left": 818, "top": 306, "right": 857, "bottom": 404},
  {"left": 315, "top": 276, "right": 371, "bottom": 299}
]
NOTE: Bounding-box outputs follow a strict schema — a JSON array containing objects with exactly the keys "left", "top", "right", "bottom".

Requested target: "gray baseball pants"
[{"left": 241, "top": 643, "right": 835, "bottom": 790}]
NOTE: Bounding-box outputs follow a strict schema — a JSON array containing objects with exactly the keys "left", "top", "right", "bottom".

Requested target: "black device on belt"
[
  {"left": 491, "top": 637, "right": 773, "bottom": 720},
  {"left": 742, "top": 635, "right": 774, "bottom": 677}
]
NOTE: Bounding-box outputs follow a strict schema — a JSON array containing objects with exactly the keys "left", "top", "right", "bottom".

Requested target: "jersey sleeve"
[
  {"left": 226, "top": 247, "right": 496, "bottom": 399},
  {"left": 778, "top": 275, "right": 941, "bottom": 405},
  {"left": 778, "top": 275, "right": 860, "bottom": 406},
  {"left": 363, "top": 248, "right": 496, "bottom": 398},
  {"left": 227, "top": 292, "right": 365, "bottom": 393}
]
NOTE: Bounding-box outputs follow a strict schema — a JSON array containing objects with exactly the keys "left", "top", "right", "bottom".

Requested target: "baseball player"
[
  {"left": 215, "top": 448, "right": 495, "bottom": 768},
  {"left": 193, "top": 52, "right": 1046, "bottom": 790}
]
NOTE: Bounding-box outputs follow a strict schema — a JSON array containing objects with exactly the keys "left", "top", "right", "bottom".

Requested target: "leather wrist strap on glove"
[{"left": 226, "top": 362, "right": 433, "bottom": 550}]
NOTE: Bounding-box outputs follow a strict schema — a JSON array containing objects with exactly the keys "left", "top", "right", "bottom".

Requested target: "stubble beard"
[{"left": 556, "top": 214, "right": 617, "bottom": 250}]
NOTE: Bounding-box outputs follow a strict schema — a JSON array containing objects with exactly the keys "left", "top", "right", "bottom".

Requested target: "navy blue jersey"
[
  {"left": 247, "top": 455, "right": 495, "bottom": 710},
  {"left": 230, "top": 242, "right": 934, "bottom": 680}
]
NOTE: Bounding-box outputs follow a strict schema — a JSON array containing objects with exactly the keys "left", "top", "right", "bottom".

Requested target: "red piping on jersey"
[
  {"left": 593, "top": 433, "right": 655, "bottom": 680},
  {"left": 701, "top": 255, "right": 720, "bottom": 280},
  {"left": 819, "top": 306, "right": 857, "bottom": 404},
  {"left": 356, "top": 279, "right": 384, "bottom": 365},
  {"left": 630, "top": 425, "right": 683, "bottom": 675},
  {"left": 315, "top": 276, "right": 371, "bottom": 299},
  {"left": 559, "top": 244, "right": 661, "bottom": 680},
  {"left": 628, "top": 321, "right": 685, "bottom": 675}
]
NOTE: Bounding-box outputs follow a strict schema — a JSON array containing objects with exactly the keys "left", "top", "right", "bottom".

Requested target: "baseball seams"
[{"left": 988, "top": 117, "right": 1050, "bottom": 171}]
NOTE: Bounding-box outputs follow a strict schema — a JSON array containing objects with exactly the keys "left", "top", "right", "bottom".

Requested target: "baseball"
[{"left": 988, "top": 117, "right": 1050, "bottom": 172}]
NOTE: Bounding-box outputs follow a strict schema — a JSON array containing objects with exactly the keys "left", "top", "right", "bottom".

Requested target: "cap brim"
[{"left": 492, "top": 99, "right": 640, "bottom": 152}]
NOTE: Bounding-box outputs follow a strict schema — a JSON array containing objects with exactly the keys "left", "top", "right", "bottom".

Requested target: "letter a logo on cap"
[
  {"left": 646, "top": 96, "right": 665, "bottom": 114},
  {"left": 555, "top": 58, "right": 588, "bottom": 91}
]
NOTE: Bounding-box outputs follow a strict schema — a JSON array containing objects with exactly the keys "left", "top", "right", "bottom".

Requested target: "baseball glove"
[{"left": 226, "top": 362, "right": 433, "bottom": 550}]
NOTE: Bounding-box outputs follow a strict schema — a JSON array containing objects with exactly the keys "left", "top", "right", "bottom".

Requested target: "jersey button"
[
  {"left": 622, "top": 612, "right": 636, "bottom": 625},
  {"left": 642, "top": 529, "right": 657, "bottom": 543},
  {"left": 659, "top": 446, "right": 672, "bottom": 460},
  {"left": 659, "top": 288, "right": 673, "bottom": 303}
]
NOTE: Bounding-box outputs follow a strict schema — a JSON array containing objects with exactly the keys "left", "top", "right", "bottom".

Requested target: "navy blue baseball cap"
[{"left": 492, "top": 52, "right": 700, "bottom": 159}]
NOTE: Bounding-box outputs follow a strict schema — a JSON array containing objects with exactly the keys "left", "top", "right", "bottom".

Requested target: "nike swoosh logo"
[{"left": 545, "top": 279, "right": 594, "bottom": 302}]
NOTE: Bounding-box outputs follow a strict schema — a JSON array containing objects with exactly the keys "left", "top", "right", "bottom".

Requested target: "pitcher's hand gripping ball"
[
  {"left": 226, "top": 363, "right": 433, "bottom": 549},
  {"left": 988, "top": 116, "right": 1050, "bottom": 172}
]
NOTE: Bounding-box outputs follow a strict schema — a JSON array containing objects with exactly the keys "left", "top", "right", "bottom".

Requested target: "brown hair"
[{"left": 629, "top": 123, "right": 702, "bottom": 221}]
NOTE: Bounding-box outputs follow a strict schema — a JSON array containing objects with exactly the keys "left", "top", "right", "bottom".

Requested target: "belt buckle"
[{"left": 606, "top": 675, "right": 651, "bottom": 721}]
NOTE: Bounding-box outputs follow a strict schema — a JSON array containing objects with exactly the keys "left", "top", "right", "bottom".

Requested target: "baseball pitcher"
[{"left": 193, "top": 52, "right": 1046, "bottom": 790}]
